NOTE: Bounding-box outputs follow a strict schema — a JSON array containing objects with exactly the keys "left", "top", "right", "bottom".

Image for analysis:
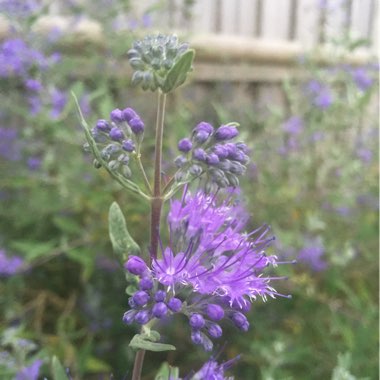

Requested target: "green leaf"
[
  {"left": 129, "top": 330, "right": 176, "bottom": 352},
  {"left": 162, "top": 49, "right": 195, "bottom": 93},
  {"left": 10, "top": 240, "right": 57, "bottom": 261},
  {"left": 51, "top": 356, "right": 69, "bottom": 380},
  {"left": 53, "top": 216, "right": 81, "bottom": 235},
  {"left": 109, "top": 202, "right": 140, "bottom": 260},
  {"left": 155, "top": 362, "right": 180, "bottom": 380}
]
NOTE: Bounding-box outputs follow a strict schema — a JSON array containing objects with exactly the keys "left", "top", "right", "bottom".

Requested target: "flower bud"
[
  {"left": 93, "top": 159, "right": 102, "bottom": 169},
  {"left": 128, "top": 297, "right": 136, "bottom": 308},
  {"left": 178, "top": 138, "right": 193, "bottom": 152},
  {"left": 122, "top": 139, "right": 135, "bottom": 152},
  {"left": 135, "top": 310, "right": 150, "bottom": 325},
  {"left": 108, "top": 160, "right": 120, "bottom": 170},
  {"left": 206, "top": 153, "right": 220, "bottom": 165},
  {"left": 194, "top": 122, "right": 214, "bottom": 134},
  {"left": 83, "top": 142, "right": 91, "bottom": 152},
  {"left": 109, "top": 127, "right": 124, "bottom": 141},
  {"left": 110, "top": 108, "right": 124, "bottom": 123},
  {"left": 139, "top": 277, "right": 153, "bottom": 290},
  {"left": 96, "top": 119, "right": 111, "bottom": 132},
  {"left": 132, "top": 290, "right": 150, "bottom": 306},
  {"left": 207, "top": 323, "right": 223, "bottom": 338},
  {"left": 91, "top": 127, "right": 107, "bottom": 143},
  {"left": 193, "top": 130, "right": 210, "bottom": 144},
  {"left": 124, "top": 256, "right": 148, "bottom": 276},
  {"left": 189, "top": 313, "right": 205, "bottom": 329},
  {"left": 122, "top": 310, "right": 136, "bottom": 325},
  {"left": 122, "top": 107, "right": 138, "bottom": 123},
  {"left": 231, "top": 312, "right": 249, "bottom": 331},
  {"left": 167, "top": 297, "right": 182, "bottom": 312},
  {"left": 129, "top": 117, "right": 145, "bottom": 134},
  {"left": 174, "top": 155, "right": 187, "bottom": 168},
  {"left": 229, "top": 162, "right": 246, "bottom": 175},
  {"left": 215, "top": 125, "right": 239, "bottom": 141},
  {"left": 152, "top": 302, "right": 168, "bottom": 318},
  {"left": 191, "top": 330, "right": 203, "bottom": 345},
  {"left": 213, "top": 145, "right": 229, "bottom": 159},
  {"left": 193, "top": 148, "right": 207, "bottom": 162},
  {"left": 205, "top": 304, "right": 224, "bottom": 321},
  {"left": 189, "top": 164, "right": 202, "bottom": 176},
  {"left": 154, "top": 290, "right": 166, "bottom": 302}
]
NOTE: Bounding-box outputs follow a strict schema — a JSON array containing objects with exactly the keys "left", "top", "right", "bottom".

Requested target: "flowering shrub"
[
  {"left": 76, "top": 33, "right": 287, "bottom": 378},
  {"left": 0, "top": 2, "right": 378, "bottom": 379}
]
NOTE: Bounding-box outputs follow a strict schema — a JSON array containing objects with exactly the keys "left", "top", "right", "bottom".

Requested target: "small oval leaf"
[
  {"left": 163, "top": 49, "right": 195, "bottom": 93},
  {"left": 109, "top": 202, "right": 141, "bottom": 260}
]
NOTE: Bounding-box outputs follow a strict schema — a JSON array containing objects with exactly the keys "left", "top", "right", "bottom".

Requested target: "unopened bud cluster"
[
  {"left": 174, "top": 122, "right": 249, "bottom": 188},
  {"left": 123, "top": 255, "right": 251, "bottom": 352},
  {"left": 127, "top": 34, "right": 189, "bottom": 91},
  {"left": 123, "top": 256, "right": 183, "bottom": 325},
  {"left": 84, "top": 106, "right": 144, "bottom": 178}
]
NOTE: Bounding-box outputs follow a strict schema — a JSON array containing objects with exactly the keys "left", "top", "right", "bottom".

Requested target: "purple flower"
[
  {"left": 352, "top": 68, "right": 373, "bottom": 91},
  {"left": 306, "top": 80, "right": 333, "bottom": 109},
  {"left": 282, "top": 116, "right": 304, "bottom": 135},
  {"left": 27, "top": 156, "right": 41, "bottom": 171},
  {"left": 15, "top": 359, "right": 42, "bottom": 380},
  {"left": 0, "top": 249, "right": 25, "bottom": 276},
  {"left": 154, "top": 190, "right": 280, "bottom": 306},
  {"left": 314, "top": 88, "right": 333, "bottom": 109},
  {"left": 122, "top": 191, "right": 287, "bottom": 351},
  {"left": 25, "top": 79, "right": 42, "bottom": 92},
  {"left": 356, "top": 147, "right": 372, "bottom": 163},
  {"left": 298, "top": 238, "right": 327, "bottom": 272},
  {"left": 0, "top": 127, "right": 22, "bottom": 161},
  {"left": 190, "top": 356, "right": 240, "bottom": 380},
  {"left": 50, "top": 88, "right": 67, "bottom": 119}
]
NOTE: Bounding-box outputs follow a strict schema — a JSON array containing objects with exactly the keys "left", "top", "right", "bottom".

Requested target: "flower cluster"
[
  {"left": 0, "top": 38, "right": 59, "bottom": 80},
  {"left": 86, "top": 107, "right": 145, "bottom": 178},
  {"left": 123, "top": 190, "right": 284, "bottom": 351},
  {"left": 174, "top": 122, "right": 249, "bottom": 189},
  {"left": 305, "top": 80, "right": 333, "bottom": 109},
  {"left": 188, "top": 356, "right": 239, "bottom": 380},
  {"left": 0, "top": 249, "right": 25, "bottom": 276},
  {"left": 127, "top": 34, "right": 190, "bottom": 91}
]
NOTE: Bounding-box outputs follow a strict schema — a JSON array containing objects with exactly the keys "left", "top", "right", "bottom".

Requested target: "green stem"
[{"left": 135, "top": 150, "right": 152, "bottom": 195}]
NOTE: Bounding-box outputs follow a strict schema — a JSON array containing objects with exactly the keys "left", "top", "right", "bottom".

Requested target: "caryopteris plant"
[{"left": 75, "top": 33, "right": 289, "bottom": 380}]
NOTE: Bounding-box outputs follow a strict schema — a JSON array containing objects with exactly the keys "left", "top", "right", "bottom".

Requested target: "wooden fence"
[{"left": 141, "top": 0, "right": 378, "bottom": 50}]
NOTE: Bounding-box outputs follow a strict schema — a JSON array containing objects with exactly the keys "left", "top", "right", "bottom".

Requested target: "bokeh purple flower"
[
  {"left": 0, "top": 249, "right": 25, "bottom": 276},
  {"left": 298, "top": 238, "right": 327, "bottom": 272},
  {"left": 15, "top": 359, "right": 42, "bottom": 380}
]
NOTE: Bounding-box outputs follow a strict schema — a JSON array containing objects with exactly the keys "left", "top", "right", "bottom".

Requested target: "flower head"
[{"left": 123, "top": 190, "right": 286, "bottom": 351}]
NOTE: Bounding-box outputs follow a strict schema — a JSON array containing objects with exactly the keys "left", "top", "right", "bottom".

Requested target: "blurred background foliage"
[{"left": 0, "top": 0, "right": 378, "bottom": 379}]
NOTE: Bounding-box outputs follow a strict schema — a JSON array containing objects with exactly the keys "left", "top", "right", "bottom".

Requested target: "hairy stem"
[
  {"left": 150, "top": 91, "right": 167, "bottom": 261},
  {"left": 131, "top": 350, "right": 146, "bottom": 380},
  {"left": 131, "top": 91, "right": 167, "bottom": 380}
]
